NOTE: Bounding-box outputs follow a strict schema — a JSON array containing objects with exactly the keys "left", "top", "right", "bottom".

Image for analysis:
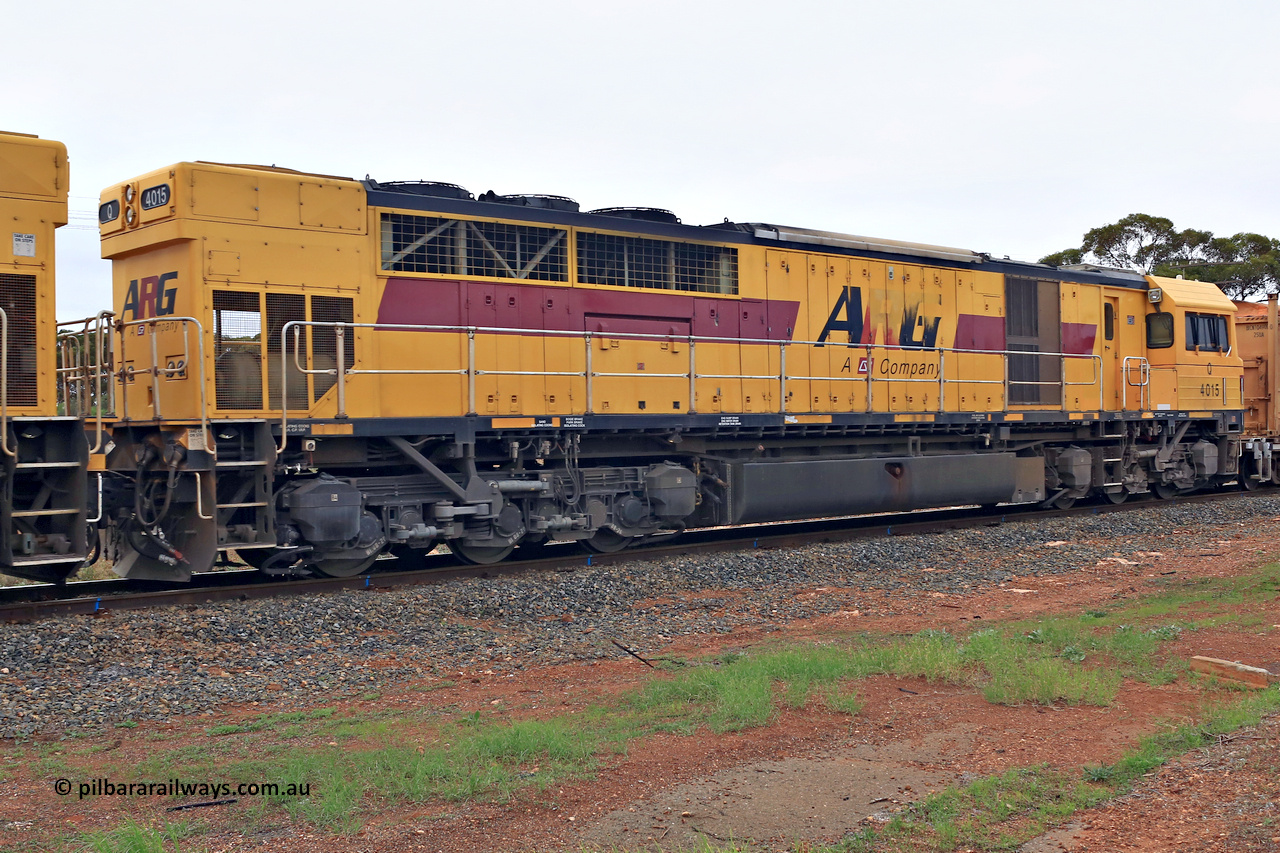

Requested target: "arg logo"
[
  {"left": 816, "top": 285, "right": 942, "bottom": 349},
  {"left": 121, "top": 272, "right": 178, "bottom": 321}
]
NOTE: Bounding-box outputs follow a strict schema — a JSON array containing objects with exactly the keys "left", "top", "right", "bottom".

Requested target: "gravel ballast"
[{"left": 1, "top": 494, "right": 1276, "bottom": 739}]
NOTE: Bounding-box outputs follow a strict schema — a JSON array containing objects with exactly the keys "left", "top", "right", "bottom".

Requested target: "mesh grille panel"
[
  {"left": 213, "top": 290, "right": 262, "bottom": 410},
  {"left": 381, "top": 213, "right": 568, "bottom": 281},
  {"left": 266, "top": 293, "right": 307, "bottom": 409},
  {"left": 0, "top": 273, "right": 38, "bottom": 407},
  {"left": 577, "top": 233, "right": 737, "bottom": 293},
  {"left": 310, "top": 296, "right": 353, "bottom": 403},
  {"left": 1005, "top": 278, "right": 1039, "bottom": 338}
]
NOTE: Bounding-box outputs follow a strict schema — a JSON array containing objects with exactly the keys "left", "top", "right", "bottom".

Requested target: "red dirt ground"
[{"left": 2, "top": 530, "right": 1278, "bottom": 852}]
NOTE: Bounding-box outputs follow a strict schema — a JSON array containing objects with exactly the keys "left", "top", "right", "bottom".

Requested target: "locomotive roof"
[{"left": 364, "top": 179, "right": 1152, "bottom": 290}]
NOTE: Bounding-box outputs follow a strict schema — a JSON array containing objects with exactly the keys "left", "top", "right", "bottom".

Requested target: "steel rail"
[{"left": 0, "top": 488, "right": 1265, "bottom": 624}]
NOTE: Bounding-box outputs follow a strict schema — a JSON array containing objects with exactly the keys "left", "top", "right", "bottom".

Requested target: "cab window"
[
  {"left": 1146, "top": 312, "right": 1174, "bottom": 349},
  {"left": 1103, "top": 303, "right": 1115, "bottom": 341},
  {"left": 1185, "top": 312, "right": 1229, "bottom": 352}
]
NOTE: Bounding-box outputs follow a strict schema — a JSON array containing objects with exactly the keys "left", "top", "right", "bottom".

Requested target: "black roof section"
[{"left": 363, "top": 180, "right": 1150, "bottom": 290}]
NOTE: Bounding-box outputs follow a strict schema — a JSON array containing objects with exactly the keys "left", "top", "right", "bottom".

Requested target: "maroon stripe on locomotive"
[
  {"left": 376, "top": 277, "right": 801, "bottom": 342},
  {"left": 954, "top": 313, "right": 1007, "bottom": 351},
  {"left": 1060, "top": 322, "right": 1098, "bottom": 355}
]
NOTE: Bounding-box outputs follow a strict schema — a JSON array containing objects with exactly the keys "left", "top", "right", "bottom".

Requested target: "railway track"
[{"left": 0, "top": 488, "right": 1261, "bottom": 623}]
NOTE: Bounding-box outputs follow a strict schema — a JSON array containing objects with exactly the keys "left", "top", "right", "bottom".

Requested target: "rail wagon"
[
  {"left": 90, "top": 160, "right": 1245, "bottom": 580},
  {"left": 0, "top": 131, "right": 89, "bottom": 581},
  {"left": 1233, "top": 299, "right": 1280, "bottom": 485}
]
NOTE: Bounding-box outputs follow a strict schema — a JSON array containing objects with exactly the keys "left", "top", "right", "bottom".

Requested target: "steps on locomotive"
[
  {"left": 1, "top": 418, "right": 89, "bottom": 583},
  {"left": 209, "top": 421, "right": 276, "bottom": 551}
]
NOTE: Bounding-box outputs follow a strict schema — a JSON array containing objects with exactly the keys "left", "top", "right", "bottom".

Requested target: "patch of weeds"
[
  {"left": 822, "top": 685, "right": 864, "bottom": 715},
  {"left": 837, "top": 687, "right": 1280, "bottom": 853},
  {"left": 79, "top": 818, "right": 196, "bottom": 853},
  {"left": 1145, "top": 624, "right": 1183, "bottom": 641},
  {"left": 982, "top": 655, "right": 1120, "bottom": 706},
  {"left": 225, "top": 711, "right": 616, "bottom": 834},
  {"left": 205, "top": 724, "right": 252, "bottom": 737},
  {"left": 1059, "top": 645, "right": 1087, "bottom": 663},
  {"left": 410, "top": 680, "right": 456, "bottom": 692},
  {"left": 876, "top": 629, "right": 970, "bottom": 683},
  {"left": 114, "top": 720, "right": 139, "bottom": 729}
]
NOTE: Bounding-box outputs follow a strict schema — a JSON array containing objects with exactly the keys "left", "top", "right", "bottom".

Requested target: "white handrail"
[
  {"left": 116, "top": 317, "right": 212, "bottom": 454},
  {"left": 274, "top": 320, "right": 1117, "bottom": 451}
]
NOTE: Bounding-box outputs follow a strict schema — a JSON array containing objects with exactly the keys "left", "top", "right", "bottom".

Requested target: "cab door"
[{"left": 1104, "top": 291, "right": 1147, "bottom": 411}]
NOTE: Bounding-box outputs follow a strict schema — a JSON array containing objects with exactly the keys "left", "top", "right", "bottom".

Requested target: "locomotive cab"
[{"left": 1141, "top": 275, "right": 1242, "bottom": 413}]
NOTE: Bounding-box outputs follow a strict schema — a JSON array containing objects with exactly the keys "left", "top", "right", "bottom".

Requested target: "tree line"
[{"left": 1039, "top": 213, "right": 1279, "bottom": 301}]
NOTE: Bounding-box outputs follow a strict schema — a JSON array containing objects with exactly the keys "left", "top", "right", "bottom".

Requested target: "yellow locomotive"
[
  {"left": 84, "top": 159, "right": 1245, "bottom": 580},
  {"left": 0, "top": 131, "right": 89, "bottom": 582}
]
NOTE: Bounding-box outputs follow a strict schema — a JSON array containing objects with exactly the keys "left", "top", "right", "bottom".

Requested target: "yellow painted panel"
[
  {"left": 893, "top": 414, "right": 935, "bottom": 423},
  {"left": 0, "top": 134, "right": 66, "bottom": 200},
  {"left": 1178, "top": 374, "right": 1231, "bottom": 409},
  {"left": 374, "top": 331, "right": 469, "bottom": 417},
  {"left": 298, "top": 181, "right": 363, "bottom": 231},
  {"left": 1148, "top": 275, "right": 1236, "bottom": 312},
  {"left": 784, "top": 414, "right": 832, "bottom": 424},
  {"left": 191, "top": 169, "right": 260, "bottom": 221},
  {"left": 1004, "top": 413, "right": 1024, "bottom": 421},
  {"left": 312, "top": 423, "right": 354, "bottom": 435},
  {"left": 207, "top": 248, "right": 241, "bottom": 277}
]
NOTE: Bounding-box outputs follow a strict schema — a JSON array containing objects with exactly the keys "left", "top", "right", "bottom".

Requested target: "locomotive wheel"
[
  {"left": 1153, "top": 482, "right": 1180, "bottom": 500},
  {"left": 451, "top": 542, "right": 515, "bottom": 565},
  {"left": 1239, "top": 460, "right": 1260, "bottom": 491},
  {"left": 1102, "top": 489, "right": 1127, "bottom": 505},
  {"left": 1048, "top": 493, "right": 1076, "bottom": 510},
  {"left": 582, "top": 528, "right": 632, "bottom": 554},
  {"left": 313, "top": 553, "right": 381, "bottom": 578}
]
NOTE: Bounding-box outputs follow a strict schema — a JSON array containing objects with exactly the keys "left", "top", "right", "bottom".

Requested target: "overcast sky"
[{"left": 7, "top": 0, "right": 1278, "bottom": 319}]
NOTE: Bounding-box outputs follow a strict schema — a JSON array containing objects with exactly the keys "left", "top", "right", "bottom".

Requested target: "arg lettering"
[{"left": 122, "top": 272, "right": 179, "bottom": 320}]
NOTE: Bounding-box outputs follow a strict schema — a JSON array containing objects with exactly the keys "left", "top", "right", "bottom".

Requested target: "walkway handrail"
[
  {"left": 116, "top": 317, "right": 212, "bottom": 454},
  {"left": 56, "top": 311, "right": 116, "bottom": 452},
  {"left": 276, "top": 320, "right": 1112, "bottom": 452}
]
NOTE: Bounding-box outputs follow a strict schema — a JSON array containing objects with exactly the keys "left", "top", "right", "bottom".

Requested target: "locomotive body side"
[
  {"left": 89, "top": 160, "right": 1246, "bottom": 581},
  {"left": 0, "top": 132, "right": 88, "bottom": 582}
]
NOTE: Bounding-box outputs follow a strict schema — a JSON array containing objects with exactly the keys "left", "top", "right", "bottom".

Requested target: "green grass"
[
  {"left": 630, "top": 622, "right": 1138, "bottom": 733},
  {"left": 219, "top": 712, "right": 616, "bottom": 832},
  {"left": 829, "top": 686, "right": 1280, "bottom": 852},
  {"left": 78, "top": 819, "right": 197, "bottom": 853}
]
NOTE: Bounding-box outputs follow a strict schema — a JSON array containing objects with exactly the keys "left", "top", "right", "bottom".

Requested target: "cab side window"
[
  {"left": 1185, "top": 312, "right": 1229, "bottom": 352},
  {"left": 1146, "top": 312, "right": 1174, "bottom": 349}
]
